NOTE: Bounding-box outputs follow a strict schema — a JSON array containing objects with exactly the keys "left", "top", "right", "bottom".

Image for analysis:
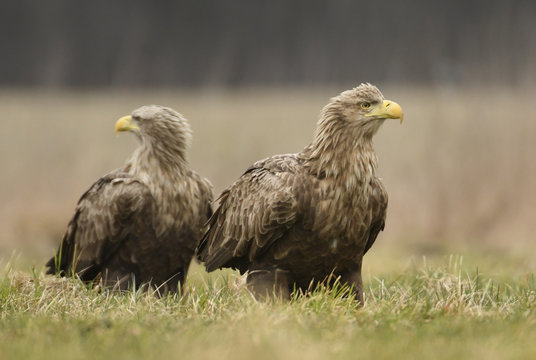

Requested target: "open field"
[
  {"left": 0, "top": 86, "right": 535, "bottom": 358},
  {"left": 1, "top": 255, "right": 536, "bottom": 360}
]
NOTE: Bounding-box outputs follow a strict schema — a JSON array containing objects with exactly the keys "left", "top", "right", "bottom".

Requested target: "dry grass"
[{"left": 1, "top": 255, "right": 535, "bottom": 360}]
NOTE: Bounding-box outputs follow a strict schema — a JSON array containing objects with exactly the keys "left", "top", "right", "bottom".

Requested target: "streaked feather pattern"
[
  {"left": 47, "top": 105, "right": 213, "bottom": 294},
  {"left": 198, "top": 84, "right": 393, "bottom": 301}
]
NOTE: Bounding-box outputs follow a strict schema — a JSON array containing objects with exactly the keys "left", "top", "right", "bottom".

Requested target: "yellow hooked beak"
[
  {"left": 365, "top": 100, "right": 404, "bottom": 124},
  {"left": 115, "top": 115, "right": 140, "bottom": 135}
]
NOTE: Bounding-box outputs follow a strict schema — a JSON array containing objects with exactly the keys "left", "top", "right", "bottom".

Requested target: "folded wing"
[
  {"left": 46, "top": 171, "right": 154, "bottom": 279},
  {"left": 198, "top": 156, "right": 300, "bottom": 273}
]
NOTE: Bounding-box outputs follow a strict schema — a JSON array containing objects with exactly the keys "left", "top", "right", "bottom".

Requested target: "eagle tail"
[{"left": 45, "top": 256, "right": 57, "bottom": 275}]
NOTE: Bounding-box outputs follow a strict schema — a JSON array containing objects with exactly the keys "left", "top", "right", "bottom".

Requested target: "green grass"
[{"left": 1, "top": 256, "right": 535, "bottom": 360}]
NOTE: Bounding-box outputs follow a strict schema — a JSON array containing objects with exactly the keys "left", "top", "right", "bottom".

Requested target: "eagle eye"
[{"left": 360, "top": 102, "right": 371, "bottom": 109}]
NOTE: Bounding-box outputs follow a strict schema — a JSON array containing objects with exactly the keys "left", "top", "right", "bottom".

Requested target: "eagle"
[
  {"left": 46, "top": 105, "right": 213, "bottom": 294},
  {"left": 197, "top": 84, "right": 403, "bottom": 302}
]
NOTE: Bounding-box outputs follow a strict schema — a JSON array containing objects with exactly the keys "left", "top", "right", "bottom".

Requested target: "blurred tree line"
[{"left": 0, "top": 0, "right": 534, "bottom": 88}]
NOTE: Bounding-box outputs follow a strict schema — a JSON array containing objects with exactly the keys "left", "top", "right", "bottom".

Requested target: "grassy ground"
[{"left": 1, "top": 254, "right": 535, "bottom": 360}]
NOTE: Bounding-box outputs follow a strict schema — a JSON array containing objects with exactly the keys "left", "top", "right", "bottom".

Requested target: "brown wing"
[
  {"left": 363, "top": 178, "right": 388, "bottom": 254},
  {"left": 46, "top": 170, "right": 154, "bottom": 279},
  {"left": 197, "top": 155, "right": 300, "bottom": 273}
]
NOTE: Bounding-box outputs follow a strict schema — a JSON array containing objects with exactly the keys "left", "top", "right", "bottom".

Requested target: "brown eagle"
[
  {"left": 46, "top": 105, "right": 213, "bottom": 294},
  {"left": 197, "top": 84, "right": 402, "bottom": 302}
]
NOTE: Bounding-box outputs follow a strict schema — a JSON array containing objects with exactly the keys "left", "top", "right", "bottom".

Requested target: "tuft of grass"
[{"left": 1, "top": 256, "right": 535, "bottom": 360}]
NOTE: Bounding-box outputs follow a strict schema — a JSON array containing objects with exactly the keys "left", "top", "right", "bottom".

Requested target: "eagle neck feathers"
[
  {"left": 124, "top": 136, "right": 199, "bottom": 237},
  {"left": 301, "top": 104, "right": 379, "bottom": 196}
]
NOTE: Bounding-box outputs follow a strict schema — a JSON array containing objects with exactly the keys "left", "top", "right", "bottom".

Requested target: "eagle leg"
[
  {"left": 246, "top": 268, "right": 290, "bottom": 300},
  {"left": 100, "top": 269, "right": 137, "bottom": 292},
  {"left": 155, "top": 268, "right": 186, "bottom": 296},
  {"left": 340, "top": 267, "right": 364, "bottom": 305}
]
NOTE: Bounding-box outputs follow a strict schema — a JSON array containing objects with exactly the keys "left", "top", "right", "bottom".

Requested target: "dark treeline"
[{"left": 0, "top": 0, "right": 534, "bottom": 88}]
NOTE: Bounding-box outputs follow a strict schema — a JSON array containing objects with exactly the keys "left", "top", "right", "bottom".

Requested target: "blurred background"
[{"left": 1, "top": 0, "right": 535, "bottom": 271}]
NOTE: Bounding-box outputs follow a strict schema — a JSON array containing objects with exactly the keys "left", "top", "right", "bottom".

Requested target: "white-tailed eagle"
[
  {"left": 47, "top": 105, "right": 213, "bottom": 294},
  {"left": 197, "top": 84, "right": 402, "bottom": 302}
]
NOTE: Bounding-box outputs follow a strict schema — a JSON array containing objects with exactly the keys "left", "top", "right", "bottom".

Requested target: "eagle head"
[
  {"left": 324, "top": 83, "right": 403, "bottom": 137},
  {"left": 115, "top": 105, "right": 192, "bottom": 151}
]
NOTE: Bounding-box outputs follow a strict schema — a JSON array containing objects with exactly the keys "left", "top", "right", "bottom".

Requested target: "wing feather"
[
  {"left": 197, "top": 156, "right": 299, "bottom": 272},
  {"left": 46, "top": 170, "right": 153, "bottom": 278},
  {"left": 363, "top": 178, "right": 388, "bottom": 254}
]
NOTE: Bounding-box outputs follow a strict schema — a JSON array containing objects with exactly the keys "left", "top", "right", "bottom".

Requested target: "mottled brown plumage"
[
  {"left": 46, "top": 105, "right": 213, "bottom": 294},
  {"left": 197, "top": 84, "right": 402, "bottom": 302}
]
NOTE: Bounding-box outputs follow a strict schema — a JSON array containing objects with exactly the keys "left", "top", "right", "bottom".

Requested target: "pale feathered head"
[
  {"left": 317, "top": 83, "right": 403, "bottom": 138},
  {"left": 115, "top": 105, "right": 192, "bottom": 160},
  {"left": 304, "top": 84, "right": 404, "bottom": 176}
]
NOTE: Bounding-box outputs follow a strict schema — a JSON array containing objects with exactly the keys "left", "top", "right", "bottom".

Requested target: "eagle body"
[
  {"left": 47, "top": 105, "right": 212, "bottom": 294},
  {"left": 198, "top": 84, "right": 402, "bottom": 301},
  {"left": 207, "top": 154, "right": 387, "bottom": 287}
]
